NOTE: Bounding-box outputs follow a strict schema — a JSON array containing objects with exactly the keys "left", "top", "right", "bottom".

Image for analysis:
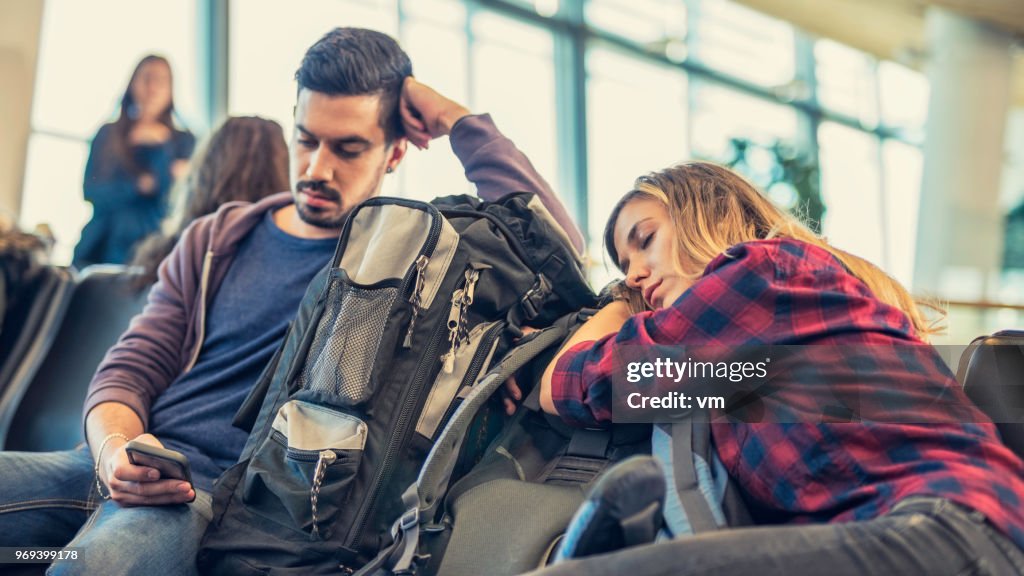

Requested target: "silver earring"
[{"left": 386, "top": 167, "right": 394, "bottom": 174}]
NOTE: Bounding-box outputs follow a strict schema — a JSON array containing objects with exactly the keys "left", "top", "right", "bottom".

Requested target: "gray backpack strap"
[
  {"left": 355, "top": 323, "right": 569, "bottom": 576},
  {"left": 669, "top": 420, "right": 720, "bottom": 534}
]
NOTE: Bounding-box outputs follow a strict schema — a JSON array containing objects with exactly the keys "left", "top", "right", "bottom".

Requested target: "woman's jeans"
[
  {"left": 530, "top": 496, "right": 1024, "bottom": 575},
  {"left": 0, "top": 447, "right": 212, "bottom": 576}
]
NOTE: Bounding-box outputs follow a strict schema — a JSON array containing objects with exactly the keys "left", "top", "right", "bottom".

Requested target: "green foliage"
[{"left": 723, "top": 138, "right": 825, "bottom": 234}]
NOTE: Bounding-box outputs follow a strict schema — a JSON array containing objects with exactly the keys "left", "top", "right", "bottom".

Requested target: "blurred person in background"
[
  {"left": 72, "top": 55, "right": 195, "bottom": 269},
  {"left": 129, "top": 116, "right": 289, "bottom": 290},
  {"left": 0, "top": 218, "right": 50, "bottom": 337}
]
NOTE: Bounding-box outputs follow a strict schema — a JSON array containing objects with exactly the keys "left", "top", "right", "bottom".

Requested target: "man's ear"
[{"left": 386, "top": 137, "right": 408, "bottom": 173}]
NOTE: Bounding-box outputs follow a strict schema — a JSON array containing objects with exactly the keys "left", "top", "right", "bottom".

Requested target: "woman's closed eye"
[
  {"left": 640, "top": 231, "right": 654, "bottom": 250},
  {"left": 618, "top": 233, "right": 653, "bottom": 272}
]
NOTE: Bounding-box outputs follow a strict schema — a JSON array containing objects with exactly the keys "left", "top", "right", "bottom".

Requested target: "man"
[{"left": 0, "top": 27, "right": 582, "bottom": 575}]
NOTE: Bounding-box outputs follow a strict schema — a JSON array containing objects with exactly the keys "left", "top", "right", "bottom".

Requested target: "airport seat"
[
  {"left": 0, "top": 265, "right": 75, "bottom": 446},
  {"left": 957, "top": 330, "right": 1024, "bottom": 459},
  {"left": 2, "top": 265, "right": 148, "bottom": 451}
]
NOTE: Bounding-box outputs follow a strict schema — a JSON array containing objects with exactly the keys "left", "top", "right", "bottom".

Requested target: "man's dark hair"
[{"left": 296, "top": 27, "right": 413, "bottom": 143}]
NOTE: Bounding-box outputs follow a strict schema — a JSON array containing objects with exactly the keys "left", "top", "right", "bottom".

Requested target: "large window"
[
  {"left": 689, "top": 80, "right": 800, "bottom": 161},
  {"left": 470, "top": 13, "right": 559, "bottom": 194},
  {"left": 395, "top": 0, "right": 472, "bottom": 201},
  {"left": 585, "top": 0, "right": 687, "bottom": 47},
  {"left": 691, "top": 0, "right": 795, "bottom": 88},
  {"left": 878, "top": 61, "right": 929, "bottom": 139},
  {"left": 23, "top": 0, "right": 935, "bottom": 291},
  {"left": 815, "top": 39, "right": 877, "bottom": 127},
  {"left": 229, "top": 0, "right": 398, "bottom": 137},
  {"left": 586, "top": 44, "right": 687, "bottom": 286},
  {"left": 881, "top": 139, "right": 923, "bottom": 287},
  {"left": 818, "top": 121, "right": 884, "bottom": 265},
  {"left": 815, "top": 43, "right": 927, "bottom": 282}
]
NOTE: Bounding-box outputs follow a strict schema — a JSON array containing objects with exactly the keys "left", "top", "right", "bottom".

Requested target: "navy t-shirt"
[{"left": 148, "top": 210, "right": 336, "bottom": 491}]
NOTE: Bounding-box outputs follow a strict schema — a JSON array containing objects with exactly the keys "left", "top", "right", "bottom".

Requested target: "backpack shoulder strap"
[
  {"left": 651, "top": 419, "right": 730, "bottom": 537},
  {"left": 668, "top": 421, "right": 720, "bottom": 534}
]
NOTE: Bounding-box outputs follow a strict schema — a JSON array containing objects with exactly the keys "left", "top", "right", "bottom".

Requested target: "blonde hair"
[{"left": 604, "top": 161, "right": 941, "bottom": 340}]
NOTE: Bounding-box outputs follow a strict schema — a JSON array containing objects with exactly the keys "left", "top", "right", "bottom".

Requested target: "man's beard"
[{"left": 294, "top": 180, "right": 348, "bottom": 229}]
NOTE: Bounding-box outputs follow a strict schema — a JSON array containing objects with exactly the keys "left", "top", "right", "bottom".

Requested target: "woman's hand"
[
  {"left": 539, "top": 301, "right": 633, "bottom": 415},
  {"left": 136, "top": 173, "right": 157, "bottom": 196}
]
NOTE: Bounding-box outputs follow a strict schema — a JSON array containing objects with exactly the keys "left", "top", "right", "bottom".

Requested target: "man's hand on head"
[
  {"left": 399, "top": 77, "right": 471, "bottom": 150},
  {"left": 100, "top": 433, "right": 195, "bottom": 506}
]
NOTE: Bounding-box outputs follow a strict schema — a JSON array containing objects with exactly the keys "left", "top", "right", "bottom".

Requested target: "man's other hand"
[
  {"left": 399, "top": 77, "right": 471, "bottom": 150},
  {"left": 502, "top": 375, "right": 523, "bottom": 416},
  {"left": 100, "top": 433, "right": 195, "bottom": 506},
  {"left": 501, "top": 327, "right": 540, "bottom": 415}
]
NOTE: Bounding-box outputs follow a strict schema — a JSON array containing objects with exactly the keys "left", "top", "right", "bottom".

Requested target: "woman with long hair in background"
[{"left": 72, "top": 55, "right": 195, "bottom": 269}]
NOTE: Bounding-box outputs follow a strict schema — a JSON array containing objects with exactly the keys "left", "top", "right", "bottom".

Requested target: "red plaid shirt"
[{"left": 552, "top": 238, "right": 1024, "bottom": 548}]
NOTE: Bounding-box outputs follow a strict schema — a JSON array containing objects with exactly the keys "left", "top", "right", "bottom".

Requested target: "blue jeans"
[
  {"left": 530, "top": 497, "right": 1024, "bottom": 575},
  {"left": 0, "top": 447, "right": 212, "bottom": 576}
]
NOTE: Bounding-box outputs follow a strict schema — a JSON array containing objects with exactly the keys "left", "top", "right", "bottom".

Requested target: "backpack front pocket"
[{"left": 243, "top": 400, "right": 367, "bottom": 539}]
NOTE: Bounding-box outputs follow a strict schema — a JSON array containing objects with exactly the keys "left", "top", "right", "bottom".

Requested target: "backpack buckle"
[
  {"left": 519, "top": 275, "right": 551, "bottom": 322},
  {"left": 399, "top": 508, "right": 419, "bottom": 531}
]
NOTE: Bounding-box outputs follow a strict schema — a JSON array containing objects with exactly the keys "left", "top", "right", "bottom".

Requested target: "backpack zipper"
[
  {"left": 345, "top": 210, "right": 445, "bottom": 549},
  {"left": 441, "top": 268, "right": 481, "bottom": 374},
  {"left": 347, "top": 305, "right": 449, "bottom": 550},
  {"left": 269, "top": 433, "right": 344, "bottom": 540},
  {"left": 310, "top": 449, "right": 338, "bottom": 540},
  {"left": 403, "top": 255, "right": 430, "bottom": 348},
  {"left": 434, "top": 321, "right": 506, "bottom": 439}
]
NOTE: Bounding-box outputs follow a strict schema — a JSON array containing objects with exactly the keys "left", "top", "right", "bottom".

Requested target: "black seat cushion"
[{"left": 958, "top": 330, "right": 1024, "bottom": 459}]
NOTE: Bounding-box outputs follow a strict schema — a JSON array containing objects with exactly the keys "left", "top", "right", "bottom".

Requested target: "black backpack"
[
  {"left": 197, "top": 193, "right": 596, "bottom": 575},
  {"left": 354, "top": 310, "right": 752, "bottom": 576},
  {"left": 354, "top": 311, "right": 652, "bottom": 576}
]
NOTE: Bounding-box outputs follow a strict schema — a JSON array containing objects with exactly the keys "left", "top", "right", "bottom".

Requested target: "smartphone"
[{"left": 124, "top": 440, "right": 194, "bottom": 491}]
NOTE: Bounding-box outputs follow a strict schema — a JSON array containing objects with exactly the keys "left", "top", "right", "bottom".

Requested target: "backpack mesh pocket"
[{"left": 298, "top": 280, "right": 399, "bottom": 405}]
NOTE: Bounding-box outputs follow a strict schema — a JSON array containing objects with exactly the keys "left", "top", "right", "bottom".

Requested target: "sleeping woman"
[{"left": 537, "top": 161, "right": 1024, "bottom": 575}]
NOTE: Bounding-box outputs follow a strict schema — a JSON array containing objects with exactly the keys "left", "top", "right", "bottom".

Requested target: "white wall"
[{"left": 0, "top": 0, "right": 44, "bottom": 219}]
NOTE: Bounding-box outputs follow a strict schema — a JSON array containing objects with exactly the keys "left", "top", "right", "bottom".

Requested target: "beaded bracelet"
[{"left": 93, "top": 432, "right": 129, "bottom": 500}]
